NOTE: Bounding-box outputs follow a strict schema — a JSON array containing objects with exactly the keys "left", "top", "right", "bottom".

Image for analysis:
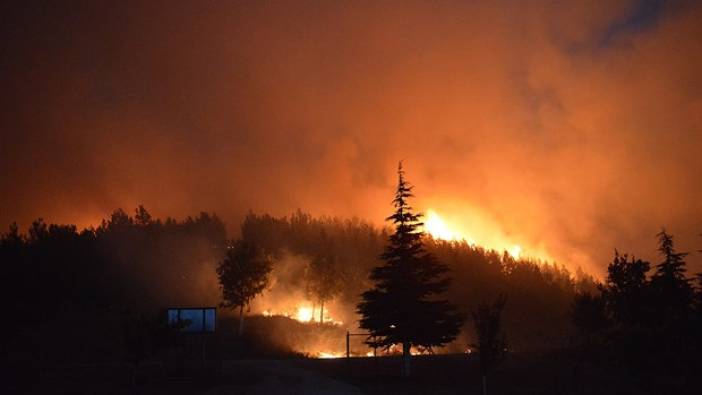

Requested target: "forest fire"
[
  {"left": 4, "top": 0, "right": 701, "bottom": 392},
  {"left": 296, "top": 306, "right": 314, "bottom": 322},
  {"left": 317, "top": 352, "right": 343, "bottom": 359},
  {"left": 260, "top": 303, "right": 343, "bottom": 326},
  {"left": 315, "top": 348, "right": 420, "bottom": 359},
  {"left": 425, "top": 209, "right": 469, "bottom": 243},
  {"left": 315, "top": 350, "right": 379, "bottom": 359},
  {"left": 425, "top": 209, "right": 525, "bottom": 260}
]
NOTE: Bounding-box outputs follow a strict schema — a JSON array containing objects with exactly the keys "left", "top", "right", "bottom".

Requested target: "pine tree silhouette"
[
  {"left": 650, "top": 229, "right": 693, "bottom": 322},
  {"left": 357, "top": 162, "right": 463, "bottom": 377}
]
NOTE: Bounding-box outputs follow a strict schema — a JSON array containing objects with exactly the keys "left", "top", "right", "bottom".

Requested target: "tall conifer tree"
[
  {"left": 651, "top": 229, "right": 693, "bottom": 321},
  {"left": 357, "top": 162, "right": 463, "bottom": 377}
]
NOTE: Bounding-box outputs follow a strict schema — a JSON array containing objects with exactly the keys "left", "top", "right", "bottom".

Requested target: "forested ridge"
[{"left": 3, "top": 206, "right": 601, "bottom": 364}]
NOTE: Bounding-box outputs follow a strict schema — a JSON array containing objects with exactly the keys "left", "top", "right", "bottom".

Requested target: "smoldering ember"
[{"left": 2, "top": 1, "right": 701, "bottom": 394}]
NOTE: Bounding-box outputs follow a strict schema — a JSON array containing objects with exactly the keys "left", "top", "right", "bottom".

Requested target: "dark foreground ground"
[{"left": 7, "top": 351, "right": 695, "bottom": 395}]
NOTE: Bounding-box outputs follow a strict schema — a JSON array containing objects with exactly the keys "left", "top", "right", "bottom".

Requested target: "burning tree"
[
  {"left": 357, "top": 162, "right": 463, "bottom": 377},
  {"left": 306, "top": 253, "right": 343, "bottom": 323},
  {"left": 217, "top": 240, "right": 273, "bottom": 335}
]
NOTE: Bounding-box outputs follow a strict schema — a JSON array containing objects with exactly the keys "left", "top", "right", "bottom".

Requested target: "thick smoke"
[
  {"left": 249, "top": 252, "right": 360, "bottom": 328},
  {"left": 1, "top": 1, "right": 701, "bottom": 275}
]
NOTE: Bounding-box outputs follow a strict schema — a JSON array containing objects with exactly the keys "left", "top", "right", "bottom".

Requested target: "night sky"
[{"left": 1, "top": 0, "right": 701, "bottom": 275}]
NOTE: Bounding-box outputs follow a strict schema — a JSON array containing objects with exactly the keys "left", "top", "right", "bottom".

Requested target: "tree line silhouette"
[
  {"left": 3, "top": 174, "right": 700, "bottom": 385},
  {"left": 2, "top": 208, "right": 226, "bottom": 363},
  {"left": 2, "top": 208, "right": 598, "bottom": 363},
  {"left": 572, "top": 230, "right": 702, "bottom": 381}
]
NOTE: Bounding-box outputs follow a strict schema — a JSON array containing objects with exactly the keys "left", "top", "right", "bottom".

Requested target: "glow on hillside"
[
  {"left": 423, "top": 209, "right": 526, "bottom": 260},
  {"left": 296, "top": 306, "right": 314, "bottom": 322},
  {"left": 424, "top": 209, "right": 463, "bottom": 241}
]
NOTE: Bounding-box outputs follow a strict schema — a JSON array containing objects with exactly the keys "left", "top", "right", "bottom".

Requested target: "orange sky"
[{"left": 1, "top": 1, "right": 701, "bottom": 275}]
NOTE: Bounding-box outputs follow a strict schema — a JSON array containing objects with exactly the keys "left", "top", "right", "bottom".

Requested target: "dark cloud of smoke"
[{"left": 1, "top": 1, "right": 701, "bottom": 275}]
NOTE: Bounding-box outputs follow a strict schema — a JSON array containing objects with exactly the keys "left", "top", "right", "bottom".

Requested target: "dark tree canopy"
[
  {"left": 217, "top": 240, "right": 273, "bottom": 312},
  {"left": 357, "top": 162, "right": 464, "bottom": 354},
  {"left": 217, "top": 239, "right": 273, "bottom": 335},
  {"left": 602, "top": 251, "right": 651, "bottom": 326},
  {"left": 1, "top": 206, "right": 228, "bottom": 364},
  {"left": 572, "top": 231, "right": 702, "bottom": 378},
  {"left": 572, "top": 291, "right": 609, "bottom": 335},
  {"left": 471, "top": 295, "right": 508, "bottom": 395},
  {"left": 651, "top": 229, "right": 693, "bottom": 321}
]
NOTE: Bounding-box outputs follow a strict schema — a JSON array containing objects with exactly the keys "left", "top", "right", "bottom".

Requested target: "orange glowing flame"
[
  {"left": 509, "top": 245, "right": 522, "bottom": 260},
  {"left": 296, "top": 306, "right": 314, "bottom": 322},
  {"left": 424, "top": 209, "right": 526, "bottom": 260},
  {"left": 317, "top": 351, "right": 343, "bottom": 359},
  {"left": 317, "top": 351, "right": 377, "bottom": 359},
  {"left": 259, "top": 303, "right": 343, "bottom": 325},
  {"left": 424, "top": 209, "right": 464, "bottom": 241}
]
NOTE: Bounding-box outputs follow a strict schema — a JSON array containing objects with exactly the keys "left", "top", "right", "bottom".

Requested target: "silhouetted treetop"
[
  {"left": 651, "top": 229, "right": 693, "bottom": 321},
  {"left": 655, "top": 229, "right": 689, "bottom": 279},
  {"left": 357, "top": 162, "right": 463, "bottom": 376}
]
